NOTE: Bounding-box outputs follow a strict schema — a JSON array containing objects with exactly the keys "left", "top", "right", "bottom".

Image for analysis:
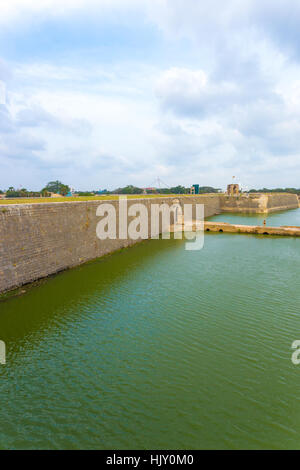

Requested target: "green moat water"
[
  {"left": 1, "top": 209, "right": 300, "bottom": 449},
  {"left": 208, "top": 207, "right": 300, "bottom": 226}
]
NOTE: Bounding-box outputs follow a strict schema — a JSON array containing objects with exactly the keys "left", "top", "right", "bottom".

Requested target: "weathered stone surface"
[
  {"left": 204, "top": 221, "right": 300, "bottom": 236},
  {"left": 0, "top": 195, "right": 220, "bottom": 294},
  {"left": 219, "top": 193, "right": 299, "bottom": 213},
  {"left": 1, "top": 193, "right": 298, "bottom": 294}
]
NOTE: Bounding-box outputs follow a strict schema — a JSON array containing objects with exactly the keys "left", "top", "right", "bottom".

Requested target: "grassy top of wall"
[
  {"left": 0, "top": 194, "right": 220, "bottom": 205},
  {"left": 1, "top": 192, "right": 297, "bottom": 205}
]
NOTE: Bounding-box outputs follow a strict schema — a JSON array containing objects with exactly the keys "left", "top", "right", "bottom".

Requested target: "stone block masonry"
[
  {"left": 0, "top": 193, "right": 299, "bottom": 294},
  {"left": 0, "top": 195, "right": 221, "bottom": 294},
  {"left": 219, "top": 193, "right": 299, "bottom": 213}
]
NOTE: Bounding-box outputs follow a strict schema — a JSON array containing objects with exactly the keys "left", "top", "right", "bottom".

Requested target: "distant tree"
[
  {"left": 19, "top": 188, "right": 28, "bottom": 197},
  {"left": 170, "top": 185, "right": 187, "bottom": 194},
  {"left": 249, "top": 188, "right": 300, "bottom": 194},
  {"left": 112, "top": 185, "right": 143, "bottom": 195},
  {"left": 42, "top": 181, "right": 70, "bottom": 196},
  {"left": 6, "top": 187, "right": 20, "bottom": 198},
  {"left": 157, "top": 185, "right": 220, "bottom": 194},
  {"left": 60, "top": 185, "right": 70, "bottom": 196},
  {"left": 198, "top": 186, "right": 220, "bottom": 193},
  {"left": 157, "top": 188, "right": 172, "bottom": 194},
  {"left": 147, "top": 186, "right": 189, "bottom": 194},
  {"left": 77, "top": 191, "right": 95, "bottom": 196}
]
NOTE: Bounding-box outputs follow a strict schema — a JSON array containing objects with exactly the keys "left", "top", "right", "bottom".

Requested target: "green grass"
[{"left": 0, "top": 194, "right": 212, "bottom": 204}]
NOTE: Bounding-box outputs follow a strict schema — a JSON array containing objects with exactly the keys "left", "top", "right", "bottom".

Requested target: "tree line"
[
  {"left": 2, "top": 182, "right": 299, "bottom": 198},
  {"left": 0, "top": 181, "right": 71, "bottom": 198},
  {"left": 0, "top": 182, "right": 220, "bottom": 197},
  {"left": 248, "top": 188, "right": 300, "bottom": 195}
]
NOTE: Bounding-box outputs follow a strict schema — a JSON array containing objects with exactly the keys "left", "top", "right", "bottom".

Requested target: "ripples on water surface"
[
  {"left": 1, "top": 209, "right": 300, "bottom": 449},
  {"left": 208, "top": 207, "right": 300, "bottom": 226}
]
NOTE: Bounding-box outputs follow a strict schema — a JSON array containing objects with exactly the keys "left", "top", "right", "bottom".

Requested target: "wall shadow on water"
[{"left": 0, "top": 235, "right": 184, "bottom": 358}]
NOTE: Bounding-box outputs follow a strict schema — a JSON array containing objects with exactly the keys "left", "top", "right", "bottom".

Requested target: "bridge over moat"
[{"left": 172, "top": 220, "right": 300, "bottom": 237}]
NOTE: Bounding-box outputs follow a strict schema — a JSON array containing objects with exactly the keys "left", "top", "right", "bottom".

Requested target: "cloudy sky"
[{"left": 1, "top": 0, "right": 300, "bottom": 191}]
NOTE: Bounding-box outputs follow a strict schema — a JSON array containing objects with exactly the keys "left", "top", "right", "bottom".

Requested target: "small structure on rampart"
[{"left": 227, "top": 184, "right": 240, "bottom": 196}]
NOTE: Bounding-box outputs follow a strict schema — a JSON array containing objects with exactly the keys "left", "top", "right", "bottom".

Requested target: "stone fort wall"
[
  {"left": 219, "top": 193, "right": 299, "bottom": 213},
  {"left": 0, "top": 195, "right": 221, "bottom": 294},
  {"left": 0, "top": 193, "right": 299, "bottom": 294}
]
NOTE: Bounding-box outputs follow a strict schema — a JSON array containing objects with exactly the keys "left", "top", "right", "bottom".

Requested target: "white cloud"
[
  {"left": 0, "top": 59, "right": 166, "bottom": 190},
  {"left": 0, "top": 0, "right": 143, "bottom": 26},
  {"left": 2, "top": 1, "right": 300, "bottom": 189},
  {"left": 154, "top": 60, "right": 300, "bottom": 187},
  {"left": 156, "top": 67, "right": 243, "bottom": 117}
]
